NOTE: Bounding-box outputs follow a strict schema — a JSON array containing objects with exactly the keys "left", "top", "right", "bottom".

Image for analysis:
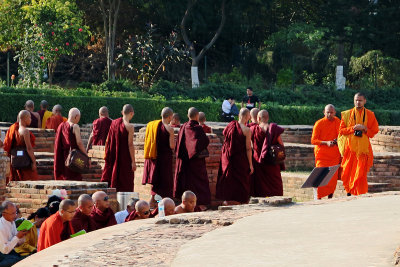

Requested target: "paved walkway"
[{"left": 172, "top": 195, "right": 400, "bottom": 267}]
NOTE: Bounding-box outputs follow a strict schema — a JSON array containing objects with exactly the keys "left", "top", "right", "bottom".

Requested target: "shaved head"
[
  {"left": 92, "top": 191, "right": 107, "bottom": 202},
  {"left": 182, "top": 190, "right": 196, "bottom": 201},
  {"left": 239, "top": 108, "right": 250, "bottom": 119},
  {"left": 122, "top": 104, "right": 134, "bottom": 115},
  {"left": 325, "top": 104, "right": 335, "bottom": 111},
  {"left": 25, "top": 100, "right": 34, "bottom": 109},
  {"left": 161, "top": 107, "right": 173, "bottom": 119},
  {"left": 99, "top": 106, "right": 109, "bottom": 117},
  {"left": 59, "top": 199, "right": 75, "bottom": 211},
  {"left": 324, "top": 104, "right": 336, "bottom": 121},
  {"left": 250, "top": 108, "right": 259, "bottom": 122},
  {"left": 68, "top": 108, "right": 80, "bottom": 119},
  {"left": 52, "top": 104, "right": 62, "bottom": 113},
  {"left": 18, "top": 110, "right": 30, "bottom": 121},
  {"left": 78, "top": 194, "right": 93, "bottom": 206},
  {"left": 40, "top": 100, "right": 49, "bottom": 109},
  {"left": 258, "top": 110, "right": 269, "bottom": 123},
  {"left": 162, "top": 197, "right": 175, "bottom": 216},
  {"left": 198, "top": 112, "right": 206, "bottom": 123},
  {"left": 135, "top": 200, "right": 149, "bottom": 212},
  {"left": 172, "top": 113, "right": 180, "bottom": 121},
  {"left": 188, "top": 107, "right": 199, "bottom": 120},
  {"left": 355, "top": 92, "right": 366, "bottom": 100}
]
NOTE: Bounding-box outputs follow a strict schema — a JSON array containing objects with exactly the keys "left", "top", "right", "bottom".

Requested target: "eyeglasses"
[
  {"left": 103, "top": 196, "right": 109, "bottom": 201},
  {"left": 143, "top": 210, "right": 150, "bottom": 215}
]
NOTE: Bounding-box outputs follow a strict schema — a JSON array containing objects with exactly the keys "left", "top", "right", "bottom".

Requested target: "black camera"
[
  {"left": 332, "top": 139, "right": 338, "bottom": 145},
  {"left": 354, "top": 130, "right": 363, "bottom": 137}
]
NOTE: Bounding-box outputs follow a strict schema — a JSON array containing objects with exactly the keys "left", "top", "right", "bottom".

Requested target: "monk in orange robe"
[
  {"left": 101, "top": 104, "right": 136, "bottom": 192},
  {"left": 86, "top": 106, "right": 112, "bottom": 152},
  {"left": 37, "top": 199, "right": 76, "bottom": 251},
  {"left": 46, "top": 104, "right": 67, "bottom": 131},
  {"left": 311, "top": 104, "right": 341, "bottom": 199},
  {"left": 4, "top": 110, "right": 38, "bottom": 182},
  {"left": 90, "top": 191, "right": 117, "bottom": 229},
  {"left": 338, "top": 93, "right": 379, "bottom": 196},
  {"left": 199, "top": 112, "right": 212, "bottom": 134}
]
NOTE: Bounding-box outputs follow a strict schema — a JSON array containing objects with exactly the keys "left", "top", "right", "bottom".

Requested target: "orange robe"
[
  {"left": 37, "top": 212, "right": 74, "bottom": 252},
  {"left": 311, "top": 117, "right": 341, "bottom": 198},
  {"left": 338, "top": 108, "right": 379, "bottom": 195},
  {"left": 46, "top": 115, "right": 67, "bottom": 131}
]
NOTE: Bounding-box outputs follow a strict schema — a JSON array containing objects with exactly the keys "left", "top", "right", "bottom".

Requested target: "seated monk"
[
  {"left": 71, "top": 194, "right": 96, "bottom": 233},
  {"left": 37, "top": 100, "right": 53, "bottom": 129},
  {"left": 216, "top": 108, "right": 254, "bottom": 204},
  {"left": 46, "top": 104, "right": 67, "bottom": 131},
  {"left": 4, "top": 110, "right": 38, "bottom": 182},
  {"left": 199, "top": 112, "right": 212, "bottom": 134},
  {"left": 37, "top": 199, "right": 76, "bottom": 252},
  {"left": 114, "top": 198, "right": 138, "bottom": 224},
  {"left": 24, "top": 100, "right": 41, "bottom": 128},
  {"left": 148, "top": 197, "right": 176, "bottom": 218},
  {"left": 175, "top": 191, "right": 197, "bottom": 214},
  {"left": 54, "top": 108, "right": 88, "bottom": 181},
  {"left": 86, "top": 106, "right": 112, "bottom": 152},
  {"left": 90, "top": 191, "right": 117, "bottom": 229},
  {"left": 125, "top": 200, "right": 151, "bottom": 221},
  {"left": 169, "top": 113, "right": 181, "bottom": 128},
  {"left": 247, "top": 108, "right": 259, "bottom": 127}
]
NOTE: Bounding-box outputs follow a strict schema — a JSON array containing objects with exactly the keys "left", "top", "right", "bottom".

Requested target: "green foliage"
[
  {"left": 148, "top": 79, "right": 185, "bottom": 100},
  {"left": 276, "top": 68, "right": 293, "bottom": 88},
  {"left": 0, "top": 0, "right": 29, "bottom": 49}
]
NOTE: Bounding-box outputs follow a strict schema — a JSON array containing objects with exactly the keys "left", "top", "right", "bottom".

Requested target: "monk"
[
  {"left": 198, "top": 112, "right": 212, "bottom": 134},
  {"left": 250, "top": 110, "right": 285, "bottom": 197},
  {"left": 175, "top": 191, "right": 197, "bottom": 214},
  {"left": 54, "top": 108, "right": 88, "bottom": 181},
  {"left": 114, "top": 198, "right": 138, "bottom": 224},
  {"left": 90, "top": 191, "right": 117, "bottom": 229},
  {"left": 174, "top": 107, "right": 211, "bottom": 207},
  {"left": 4, "top": 110, "right": 38, "bottom": 182},
  {"left": 247, "top": 108, "right": 259, "bottom": 127},
  {"left": 46, "top": 104, "right": 67, "bottom": 131},
  {"left": 37, "top": 199, "right": 76, "bottom": 252},
  {"left": 142, "top": 107, "right": 175, "bottom": 207},
  {"left": 86, "top": 106, "right": 112, "bottom": 152},
  {"left": 101, "top": 104, "right": 136, "bottom": 192},
  {"left": 216, "top": 108, "right": 253, "bottom": 204},
  {"left": 338, "top": 92, "right": 379, "bottom": 196},
  {"left": 146, "top": 197, "right": 176, "bottom": 218},
  {"left": 125, "top": 200, "right": 151, "bottom": 221},
  {"left": 170, "top": 113, "right": 181, "bottom": 128},
  {"left": 311, "top": 104, "right": 341, "bottom": 199},
  {"left": 71, "top": 194, "right": 96, "bottom": 233},
  {"left": 24, "top": 100, "right": 41, "bottom": 128},
  {"left": 37, "top": 100, "right": 53, "bottom": 129}
]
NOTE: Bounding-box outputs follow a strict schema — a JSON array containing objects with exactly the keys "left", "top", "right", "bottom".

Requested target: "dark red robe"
[
  {"left": 71, "top": 208, "right": 97, "bottom": 233},
  {"left": 92, "top": 117, "right": 112, "bottom": 146},
  {"left": 101, "top": 117, "right": 134, "bottom": 192},
  {"left": 28, "top": 111, "right": 39, "bottom": 128},
  {"left": 216, "top": 121, "right": 251, "bottom": 203},
  {"left": 125, "top": 210, "right": 139, "bottom": 221},
  {"left": 246, "top": 122, "right": 258, "bottom": 128},
  {"left": 174, "top": 120, "right": 211, "bottom": 205},
  {"left": 142, "top": 122, "right": 173, "bottom": 198},
  {"left": 90, "top": 206, "right": 117, "bottom": 229},
  {"left": 54, "top": 122, "right": 82, "bottom": 181},
  {"left": 201, "top": 124, "right": 212, "bottom": 134},
  {"left": 251, "top": 123, "right": 285, "bottom": 197}
]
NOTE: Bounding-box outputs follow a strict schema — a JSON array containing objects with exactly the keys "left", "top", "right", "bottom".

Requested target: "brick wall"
[
  {"left": 0, "top": 152, "right": 9, "bottom": 206},
  {"left": 285, "top": 143, "right": 315, "bottom": 171},
  {"left": 371, "top": 126, "right": 400, "bottom": 152}
]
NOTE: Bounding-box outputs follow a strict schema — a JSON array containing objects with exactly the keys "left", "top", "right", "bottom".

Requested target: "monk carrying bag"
[
  {"left": 10, "top": 147, "right": 32, "bottom": 169},
  {"left": 265, "top": 130, "right": 286, "bottom": 165},
  {"left": 65, "top": 125, "right": 89, "bottom": 173}
]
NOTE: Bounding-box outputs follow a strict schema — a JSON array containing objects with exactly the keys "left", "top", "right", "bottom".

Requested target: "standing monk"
[
  {"left": 247, "top": 108, "right": 259, "bottom": 127},
  {"left": 46, "top": 104, "right": 67, "bottom": 131},
  {"left": 174, "top": 107, "right": 211, "bottom": 207},
  {"left": 37, "top": 100, "right": 53, "bottom": 129},
  {"left": 216, "top": 108, "right": 254, "bottom": 204},
  {"left": 142, "top": 107, "right": 175, "bottom": 207},
  {"left": 86, "top": 106, "right": 112, "bottom": 152},
  {"left": 250, "top": 110, "right": 285, "bottom": 197},
  {"left": 4, "top": 110, "right": 38, "bottom": 181},
  {"left": 101, "top": 104, "right": 136, "bottom": 192},
  {"left": 311, "top": 105, "right": 341, "bottom": 199},
  {"left": 54, "top": 108, "right": 88, "bottom": 181},
  {"left": 198, "top": 112, "right": 212, "bottom": 134},
  {"left": 338, "top": 93, "right": 379, "bottom": 196},
  {"left": 24, "top": 100, "right": 41, "bottom": 128}
]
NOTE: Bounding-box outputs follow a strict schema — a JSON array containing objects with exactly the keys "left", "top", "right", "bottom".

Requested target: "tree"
[{"left": 181, "top": 0, "right": 226, "bottom": 87}]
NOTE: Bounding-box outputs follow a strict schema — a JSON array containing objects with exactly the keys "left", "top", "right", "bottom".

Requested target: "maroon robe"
[
  {"left": 92, "top": 117, "right": 112, "bottom": 146},
  {"left": 90, "top": 206, "right": 117, "bottom": 229},
  {"left": 247, "top": 122, "right": 258, "bottom": 128},
  {"left": 101, "top": 118, "right": 134, "bottom": 192},
  {"left": 71, "top": 208, "right": 97, "bottom": 233},
  {"left": 142, "top": 122, "right": 173, "bottom": 198},
  {"left": 251, "top": 123, "right": 285, "bottom": 197},
  {"left": 201, "top": 124, "right": 212, "bottom": 134},
  {"left": 28, "top": 111, "right": 39, "bottom": 128},
  {"left": 54, "top": 122, "right": 82, "bottom": 180},
  {"left": 216, "top": 121, "right": 251, "bottom": 203},
  {"left": 38, "top": 110, "right": 45, "bottom": 122},
  {"left": 174, "top": 120, "right": 211, "bottom": 205}
]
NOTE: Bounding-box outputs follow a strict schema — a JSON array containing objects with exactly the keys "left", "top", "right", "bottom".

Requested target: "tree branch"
[{"left": 180, "top": 0, "right": 197, "bottom": 61}]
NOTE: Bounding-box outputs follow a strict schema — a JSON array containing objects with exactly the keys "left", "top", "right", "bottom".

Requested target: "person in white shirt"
[
  {"left": 0, "top": 201, "right": 27, "bottom": 266},
  {"left": 221, "top": 96, "right": 239, "bottom": 122},
  {"left": 114, "top": 198, "right": 138, "bottom": 224}
]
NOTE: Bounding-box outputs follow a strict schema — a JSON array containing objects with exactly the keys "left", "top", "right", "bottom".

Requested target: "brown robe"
[
  {"left": 28, "top": 111, "right": 39, "bottom": 128},
  {"left": 71, "top": 208, "right": 97, "bottom": 233},
  {"left": 90, "top": 206, "right": 117, "bottom": 230},
  {"left": 46, "top": 115, "right": 66, "bottom": 131},
  {"left": 91, "top": 117, "right": 112, "bottom": 146}
]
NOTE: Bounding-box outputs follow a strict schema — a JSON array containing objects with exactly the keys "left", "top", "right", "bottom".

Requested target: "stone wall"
[
  {"left": 284, "top": 143, "right": 315, "bottom": 171},
  {"left": 0, "top": 152, "right": 9, "bottom": 205},
  {"left": 371, "top": 127, "right": 400, "bottom": 152}
]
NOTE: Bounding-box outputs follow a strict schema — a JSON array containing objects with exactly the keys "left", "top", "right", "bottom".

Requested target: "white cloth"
[
  {"left": 222, "top": 100, "right": 232, "bottom": 114},
  {"left": 114, "top": 210, "right": 129, "bottom": 224},
  {"left": 0, "top": 217, "right": 21, "bottom": 254}
]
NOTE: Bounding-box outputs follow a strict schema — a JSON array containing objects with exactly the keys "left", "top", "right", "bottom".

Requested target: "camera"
[
  {"left": 332, "top": 139, "right": 338, "bottom": 145},
  {"left": 354, "top": 130, "right": 363, "bottom": 137}
]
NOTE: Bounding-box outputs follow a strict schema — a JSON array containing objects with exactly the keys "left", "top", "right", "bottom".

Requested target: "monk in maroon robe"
[
  {"left": 216, "top": 108, "right": 254, "bottom": 204},
  {"left": 86, "top": 106, "right": 112, "bottom": 151},
  {"left": 251, "top": 110, "right": 285, "bottom": 197},
  {"left": 169, "top": 113, "right": 181, "bottom": 128},
  {"left": 142, "top": 107, "right": 175, "bottom": 207},
  {"left": 246, "top": 108, "right": 259, "bottom": 127},
  {"left": 71, "top": 194, "right": 96, "bottom": 233},
  {"left": 125, "top": 200, "right": 151, "bottom": 221},
  {"left": 174, "top": 107, "right": 211, "bottom": 206},
  {"left": 54, "top": 108, "right": 88, "bottom": 181},
  {"left": 24, "top": 100, "right": 41, "bottom": 128},
  {"left": 101, "top": 104, "right": 136, "bottom": 192},
  {"left": 199, "top": 112, "right": 212, "bottom": 134},
  {"left": 90, "top": 191, "right": 117, "bottom": 229}
]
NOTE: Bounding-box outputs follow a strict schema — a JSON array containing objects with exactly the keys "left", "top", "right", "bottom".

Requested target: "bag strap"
[{"left": 69, "top": 123, "right": 75, "bottom": 153}]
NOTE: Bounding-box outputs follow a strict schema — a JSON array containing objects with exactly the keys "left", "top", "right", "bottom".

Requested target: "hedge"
[{"left": 1, "top": 92, "right": 399, "bottom": 125}]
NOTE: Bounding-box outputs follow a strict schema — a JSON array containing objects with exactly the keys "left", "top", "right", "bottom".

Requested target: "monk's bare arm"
[
  {"left": 22, "top": 129, "right": 36, "bottom": 170},
  {"left": 277, "top": 136, "right": 284, "bottom": 146},
  {"left": 127, "top": 124, "right": 136, "bottom": 171},
  {"left": 73, "top": 125, "right": 88, "bottom": 156},
  {"left": 166, "top": 125, "right": 175, "bottom": 150},
  {"left": 244, "top": 128, "right": 254, "bottom": 174},
  {"left": 86, "top": 131, "right": 94, "bottom": 152}
]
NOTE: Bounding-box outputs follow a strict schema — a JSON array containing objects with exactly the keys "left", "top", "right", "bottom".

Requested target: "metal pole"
[
  {"left": 374, "top": 53, "right": 378, "bottom": 90},
  {"left": 7, "top": 52, "right": 10, "bottom": 87},
  {"left": 204, "top": 56, "right": 207, "bottom": 83}
]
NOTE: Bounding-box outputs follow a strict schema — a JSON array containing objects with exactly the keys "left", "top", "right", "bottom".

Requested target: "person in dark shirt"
[{"left": 241, "top": 87, "right": 261, "bottom": 110}]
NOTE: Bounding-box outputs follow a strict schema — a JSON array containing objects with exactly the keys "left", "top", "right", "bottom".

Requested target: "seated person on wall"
[
  {"left": 175, "top": 191, "right": 198, "bottom": 214},
  {"left": 90, "top": 191, "right": 117, "bottom": 229},
  {"left": 14, "top": 208, "right": 50, "bottom": 257},
  {"left": 241, "top": 87, "right": 261, "bottom": 111},
  {"left": 37, "top": 100, "right": 53, "bottom": 129},
  {"left": 71, "top": 194, "right": 96, "bottom": 233},
  {"left": 221, "top": 96, "right": 239, "bottom": 122},
  {"left": 46, "top": 104, "right": 67, "bottom": 131},
  {"left": 37, "top": 199, "right": 76, "bottom": 252},
  {"left": 199, "top": 112, "right": 212, "bottom": 134},
  {"left": 169, "top": 113, "right": 181, "bottom": 128},
  {"left": 125, "top": 200, "right": 151, "bottom": 221},
  {"left": 0, "top": 201, "right": 28, "bottom": 267},
  {"left": 86, "top": 106, "right": 113, "bottom": 152},
  {"left": 114, "top": 198, "right": 138, "bottom": 224}
]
